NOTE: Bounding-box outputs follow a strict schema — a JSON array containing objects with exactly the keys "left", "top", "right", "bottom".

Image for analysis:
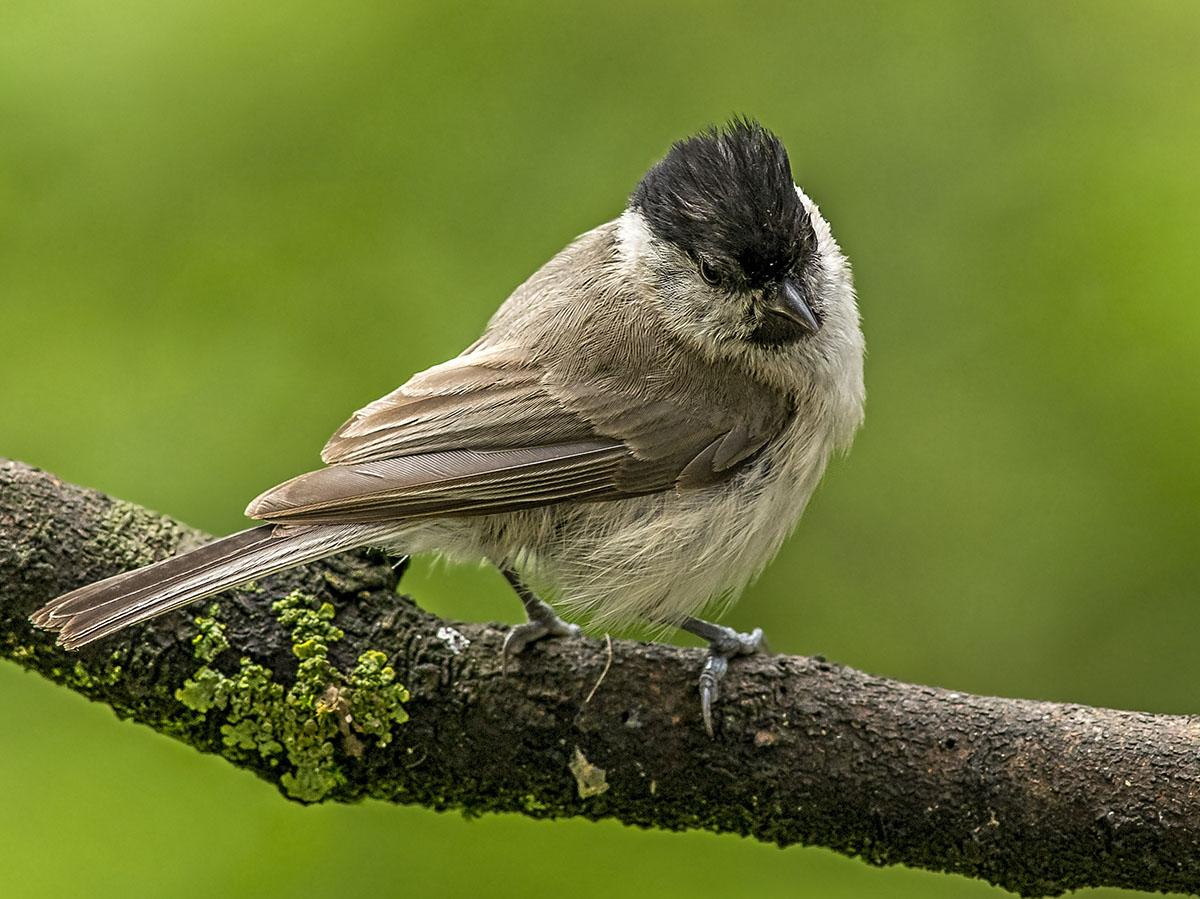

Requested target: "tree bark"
[{"left": 1, "top": 458, "right": 1198, "bottom": 896}]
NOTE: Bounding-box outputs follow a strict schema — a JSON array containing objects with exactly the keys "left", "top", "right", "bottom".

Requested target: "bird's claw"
[
  {"left": 686, "top": 621, "right": 768, "bottom": 737},
  {"left": 502, "top": 617, "right": 581, "bottom": 658},
  {"left": 698, "top": 655, "right": 729, "bottom": 738},
  {"left": 502, "top": 604, "right": 581, "bottom": 673}
]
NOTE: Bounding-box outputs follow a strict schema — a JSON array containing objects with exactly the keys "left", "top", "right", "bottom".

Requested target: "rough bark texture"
[{"left": 1, "top": 458, "right": 1198, "bottom": 896}]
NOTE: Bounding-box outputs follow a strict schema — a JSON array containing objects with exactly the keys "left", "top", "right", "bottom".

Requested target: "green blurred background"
[{"left": 3, "top": 1, "right": 1199, "bottom": 896}]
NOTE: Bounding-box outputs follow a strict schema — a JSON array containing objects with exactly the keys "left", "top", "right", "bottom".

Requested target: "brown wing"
[
  {"left": 318, "top": 346, "right": 601, "bottom": 465},
  {"left": 246, "top": 342, "right": 792, "bottom": 526},
  {"left": 249, "top": 440, "right": 629, "bottom": 523}
]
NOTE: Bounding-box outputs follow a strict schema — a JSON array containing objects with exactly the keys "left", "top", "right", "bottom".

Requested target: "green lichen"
[
  {"left": 66, "top": 659, "right": 123, "bottom": 690},
  {"left": 7, "top": 644, "right": 35, "bottom": 664},
  {"left": 521, "top": 794, "right": 550, "bottom": 813},
  {"left": 174, "top": 589, "right": 409, "bottom": 803},
  {"left": 273, "top": 596, "right": 344, "bottom": 645},
  {"left": 4, "top": 639, "right": 121, "bottom": 697},
  {"left": 90, "top": 500, "right": 187, "bottom": 572},
  {"left": 346, "top": 649, "right": 410, "bottom": 745},
  {"left": 175, "top": 665, "right": 226, "bottom": 712},
  {"left": 191, "top": 605, "right": 229, "bottom": 663}
]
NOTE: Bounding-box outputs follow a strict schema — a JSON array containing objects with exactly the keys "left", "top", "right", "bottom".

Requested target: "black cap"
[{"left": 631, "top": 119, "right": 817, "bottom": 291}]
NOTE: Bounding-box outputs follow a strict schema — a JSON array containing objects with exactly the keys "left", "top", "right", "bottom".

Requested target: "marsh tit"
[{"left": 34, "top": 119, "right": 865, "bottom": 736}]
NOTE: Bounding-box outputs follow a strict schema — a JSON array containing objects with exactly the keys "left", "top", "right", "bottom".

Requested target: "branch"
[{"left": 2, "top": 458, "right": 1197, "bottom": 896}]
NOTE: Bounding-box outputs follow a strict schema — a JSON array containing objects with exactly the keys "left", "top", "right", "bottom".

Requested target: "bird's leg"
[
  {"left": 501, "top": 568, "right": 581, "bottom": 659},
  {"left": 679, "top": 616, "right": 767, "bottom": 738}
]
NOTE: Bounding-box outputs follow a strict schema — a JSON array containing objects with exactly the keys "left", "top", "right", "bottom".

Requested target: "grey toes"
[{"left": 680, "top": 618, "right": 768, "bottom": 738}]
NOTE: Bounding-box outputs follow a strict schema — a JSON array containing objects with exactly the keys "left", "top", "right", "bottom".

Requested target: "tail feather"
[{"left": 32, "top": 524, "right": 375, "bottom": 649}]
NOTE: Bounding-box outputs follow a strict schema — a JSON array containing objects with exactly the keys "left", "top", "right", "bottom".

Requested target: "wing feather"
[
  {"left": 249, "top": 441, "right": 632, "bottom": 523},
  {"left": 254, "top": 266, "right": 796, "bottom": 526},
  {"left": 321, "top": 350, "right": 595, "bottom": 465}
]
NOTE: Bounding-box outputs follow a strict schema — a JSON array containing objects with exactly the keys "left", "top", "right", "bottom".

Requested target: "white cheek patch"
[
  {"left": 795, "top": 186, "right": 839, "bottom": 263},
  {"left": 615, "top": 209, "right": 656, "bottom": 265}
]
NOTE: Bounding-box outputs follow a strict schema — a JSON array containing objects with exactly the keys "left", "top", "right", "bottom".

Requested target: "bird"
[{"left": 32, "top": 119, "right": 865, "bottom": 736}]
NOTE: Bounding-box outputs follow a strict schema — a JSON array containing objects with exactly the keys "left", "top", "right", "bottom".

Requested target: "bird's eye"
[{"left": 698, "top": 257, "right": 721, "bottom": 286}]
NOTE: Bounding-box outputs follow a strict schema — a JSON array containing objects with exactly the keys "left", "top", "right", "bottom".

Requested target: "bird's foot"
[
  {"left": 500, "top": 568, "right": 581, "bottom": 669},
  {"left": 681, "top": 617, "right": 767, "bottom": 737},
  {"left": 503, "top": 598, "right": 582, "bottom": 658}
]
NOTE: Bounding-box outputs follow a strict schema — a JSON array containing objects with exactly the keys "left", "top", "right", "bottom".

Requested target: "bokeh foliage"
[{"left": 3, "top": 2, "right": 1198, "bottom": 896}]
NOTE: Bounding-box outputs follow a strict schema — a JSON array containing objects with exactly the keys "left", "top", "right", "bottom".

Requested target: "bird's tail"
[{"left": 31, "top": 523, "right": 375, "bottom": 649}]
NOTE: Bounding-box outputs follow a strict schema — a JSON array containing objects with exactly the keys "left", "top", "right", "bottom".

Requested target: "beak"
[{"left": 769, "top": 278, "right": 820, "bottom": 334}]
